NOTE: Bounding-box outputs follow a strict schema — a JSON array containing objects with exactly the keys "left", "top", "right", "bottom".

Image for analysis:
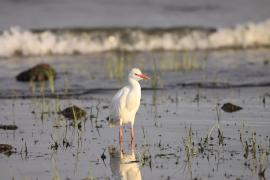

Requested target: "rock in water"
[
  {"left": 0, "top": 144, "right": 13, "bottom": 153},
  {"left": 221, "top": 103, "right": 242, "bottom": 113},
  {"left": 0, "top": 124, "right": 18, "bottom": 130},
  {"left": 16, "top": 63, "right": 56, "bottom": 82},
  {"left": 60, "top": 105, "right": 87, "bottom": 120}
]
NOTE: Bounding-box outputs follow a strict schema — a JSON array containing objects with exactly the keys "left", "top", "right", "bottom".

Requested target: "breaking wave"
[{"left": 1, "top": 19, "right": 270, "bottom": 57}]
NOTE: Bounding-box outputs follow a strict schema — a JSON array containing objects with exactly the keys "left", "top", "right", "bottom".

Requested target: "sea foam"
[{"left": 0, "top": 19, "right": 270, "bottom": 57}]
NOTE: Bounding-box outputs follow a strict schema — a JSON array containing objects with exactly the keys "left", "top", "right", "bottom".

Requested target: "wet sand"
[{"left": 0, "top": 50, "right": 269, "bottom": 179}]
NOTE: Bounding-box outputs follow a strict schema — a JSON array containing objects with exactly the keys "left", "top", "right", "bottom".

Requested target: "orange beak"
[{"left": 135, "top": 73, "right": 150, "bottom": 80}]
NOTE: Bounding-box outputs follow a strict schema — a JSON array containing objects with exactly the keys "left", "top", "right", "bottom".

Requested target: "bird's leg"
[
  {"left": 119, "top": 126, "right": 123, "bottom": 146},
  {"left": 131, "top": 127, "right": 134, "bottom": 147}
]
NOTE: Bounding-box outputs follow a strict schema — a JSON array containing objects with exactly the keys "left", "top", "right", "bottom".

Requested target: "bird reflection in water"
[{"left": 108, "top": 146, "right": 142, "bottom": 180}]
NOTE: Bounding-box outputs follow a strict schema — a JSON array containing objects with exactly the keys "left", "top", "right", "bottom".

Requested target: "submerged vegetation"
[
  {"left": 181, "top": 122, "right": 269, "bottom": 179},
  {"left": 106, "top": 51, "right": 132, "bottom": 82},
  {"left": 104, "top": 51, "right": 201, "bottom": 87}
]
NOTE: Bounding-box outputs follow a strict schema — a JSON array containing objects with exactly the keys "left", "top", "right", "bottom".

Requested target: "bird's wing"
[{"left": 109, "top": 86, "right": 129, "bottom": 126}]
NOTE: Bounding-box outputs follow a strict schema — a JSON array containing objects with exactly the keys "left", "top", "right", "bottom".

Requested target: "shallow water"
[
  {"left": 0, "top": 49, "right": 270, "bottom": 97},
  {"left": 0, "top": 88, "right": 269, "bottom": 180},
  {"left": 0, "top": 50, "right": 270, "bottom": 179}
]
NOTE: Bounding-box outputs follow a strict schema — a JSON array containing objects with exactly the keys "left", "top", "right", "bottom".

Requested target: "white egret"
[{"left": 109, "top": 68, "right": 150, "bottom": 145}]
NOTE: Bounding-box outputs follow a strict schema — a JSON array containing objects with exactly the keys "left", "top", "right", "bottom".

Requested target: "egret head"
[{"left": 129, "top": 68, "right": 150, "bottom": 81}]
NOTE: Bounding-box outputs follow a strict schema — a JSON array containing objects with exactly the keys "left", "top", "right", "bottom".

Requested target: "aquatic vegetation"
[
  {"left": 239, "top": 121, "right": 270, "bottom": 178},
  {"left": 149, "top": 52, "right": 201, "bottom": 91},
  {"left": 51, "top": 157, "right": 61, "bottom": 180},
  {"left": 182, "top": 127, "right": 196, "bottom": 178},
  {"left": 180, "top": 52, "right": 200, "bottom": 71},
  {"left": 139, "top": 148, "right": 152, "bottom": 168},
  {"left": 151, "top": 57, "right": 160, "bottom": 89},
  {"left": 138, "top": 127, "right": 152, "bottom": 168},
  {"left": 183, "top": 126, "right": 199, "bottom": 178},
  {"left": 93, "top": 102, "right": 101, "bottom": 132},
  {"left": 258, "top": 148, "right": 268, "bottom": 179},
  {"left": 18, "top": 140, "right": 29, "bottom": 159},
  {"left": 181, "top": 120, "right": 227, "bottom": 178},
  {"left": 106, "top": 51, "right": 132, "bottom": 82},
  {"left": 251, "top": 130, "right": 257, "bottom": 159},
  {"left": 151, "top": 57, "right": 161, "bottom": 127},
  {"left": 50, "top": 134, "right": 59, "bottom": 151}
]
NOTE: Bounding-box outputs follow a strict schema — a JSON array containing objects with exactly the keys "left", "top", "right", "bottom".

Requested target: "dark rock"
[
  {"left": 221, "top": 103, "right": 242, "bottom": 113},
  {"left": 60, "top": 105, "right": 86, "bottom": 120},
  {"left": 0, "top": 124, "right": 18, "bottom": 130},
  {"left": 16, "top": 63, "right": 56, "bottom": 82},
  {"left": 0, "top": 144, "right": 13, "bottom": 153}
]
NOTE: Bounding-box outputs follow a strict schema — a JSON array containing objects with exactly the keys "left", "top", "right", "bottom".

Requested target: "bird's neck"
[{"left": 128, "top": 78, "right": 141, "bottom": 91}]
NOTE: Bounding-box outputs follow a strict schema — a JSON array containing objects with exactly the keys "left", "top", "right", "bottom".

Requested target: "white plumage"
[
  {"left": 109, "top": 68, "right": 150, "bottom": 145},
  {"left": 109, "top": 146, "right": 142, "bottom": 180}
]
